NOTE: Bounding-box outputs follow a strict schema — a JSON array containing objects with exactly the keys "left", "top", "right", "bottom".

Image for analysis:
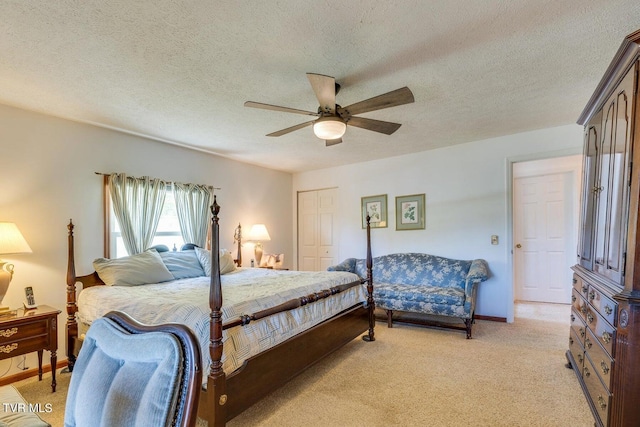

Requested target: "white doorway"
[
  {"left": 297, "top": 188, "right": 338, "bottom": 271},
  {"left": 512, "top": 155, "right": 582, "bottom": 304}
]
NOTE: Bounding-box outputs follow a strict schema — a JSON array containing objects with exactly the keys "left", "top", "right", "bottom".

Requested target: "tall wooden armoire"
[{"left": 568, "top": 29, "right": 640, "bottom": 427}]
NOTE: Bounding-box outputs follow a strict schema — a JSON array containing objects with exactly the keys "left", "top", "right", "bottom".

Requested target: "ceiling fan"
[{"left": 244, "top": 73, "right": 415, "bottom": 146}]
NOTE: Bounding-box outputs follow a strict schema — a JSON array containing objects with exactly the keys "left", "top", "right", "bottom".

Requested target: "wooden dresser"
[{"left": 567, "top": 29, "right": 640, "bottom": 426}]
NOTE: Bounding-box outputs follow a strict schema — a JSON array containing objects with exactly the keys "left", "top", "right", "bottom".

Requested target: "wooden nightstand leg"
[
  {"left": 37, "top": 349, "right": 43, "bottom": 380},
  {"left": 51, "top": 350, "right": 57, "bottom": 392}
]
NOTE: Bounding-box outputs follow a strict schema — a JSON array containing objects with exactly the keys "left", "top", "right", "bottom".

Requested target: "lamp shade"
[
  {"left": 247, "top": 224, "right": 271, "bottom": 242},
  {"left": 0, "top": 223, "right": 32, "bottom": 255},
  {"left": 313, "top": 117, "right": 347, "bottom": 140}
]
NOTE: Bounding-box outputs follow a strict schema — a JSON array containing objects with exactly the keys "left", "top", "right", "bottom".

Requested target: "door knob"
[{"left": 516, "top": 244, "right": 522, "bottom": 249}]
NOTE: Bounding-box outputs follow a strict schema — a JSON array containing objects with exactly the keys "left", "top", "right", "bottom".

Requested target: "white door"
[
  {"left": 514, "top": 173, "right": 572, "bottom": 303},
  {"left": 318, "top": 189, "right": 338, "bottom": 270},
  {"left": 298, "top": 188, "right": 337, "bottom": 271}
]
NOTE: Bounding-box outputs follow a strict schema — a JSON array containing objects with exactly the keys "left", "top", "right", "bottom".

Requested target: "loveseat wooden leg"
[
  {"left": 386, "top": 310, "right": 393, "bottom": 328},
  {"left": 464, "top": 318, "right": 473, "bottom": 339}
]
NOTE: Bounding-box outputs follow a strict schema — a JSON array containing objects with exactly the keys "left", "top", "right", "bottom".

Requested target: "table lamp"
[
  {"left": 247, "top": 224, "right": 271, "bottom": 267},
  {"left": 0, "top": 222, "right": 32, "bottom": 312}
]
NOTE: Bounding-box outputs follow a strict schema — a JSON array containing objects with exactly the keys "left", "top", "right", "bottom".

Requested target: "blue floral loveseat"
[{"left": 328, "top": 253, "right": 489, "bottom": 338}]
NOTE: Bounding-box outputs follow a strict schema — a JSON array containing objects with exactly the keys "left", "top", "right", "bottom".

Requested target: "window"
[{"left": 109, "top": 188, "right": 185, "bottom": 258}]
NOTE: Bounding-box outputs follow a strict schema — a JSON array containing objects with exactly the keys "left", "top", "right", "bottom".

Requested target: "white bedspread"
[{"left": 77, "top": 267, "right": 366, "bottom": 378}]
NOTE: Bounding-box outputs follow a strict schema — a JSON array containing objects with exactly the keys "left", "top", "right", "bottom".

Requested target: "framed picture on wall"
[
  {"left": 395, "top": 194, "right": 425, "bottom": 230},
  {"left": 361, "top": 194, "right": 388, "bottom": 228}
]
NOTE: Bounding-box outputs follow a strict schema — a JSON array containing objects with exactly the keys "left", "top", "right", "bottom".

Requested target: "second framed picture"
[
  {"left": 396, "top": 194, "right": 425, "bottom": 230},
  {"left": 361, "top": 194, "right": 388, "bottom": 228}
]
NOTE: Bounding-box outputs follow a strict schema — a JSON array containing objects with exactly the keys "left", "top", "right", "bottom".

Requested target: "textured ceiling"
[{"left": 1, "top": 1, "right": 639, "bottom": 173}]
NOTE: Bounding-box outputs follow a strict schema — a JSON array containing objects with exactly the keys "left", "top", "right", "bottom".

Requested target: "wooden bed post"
[
  {"left": 207, "top": 196, "right": 227, "bottom": 426},
  {"left": 362, "top": 215, "right": 375, "bottom": 342},
  {"left": 66, "top": 220, "right": 79, "bottom": 371}
]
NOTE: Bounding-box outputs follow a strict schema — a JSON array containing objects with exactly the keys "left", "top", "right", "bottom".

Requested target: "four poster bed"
[{"left": 65, "top": 197, "right": 375, "bottom": 426}]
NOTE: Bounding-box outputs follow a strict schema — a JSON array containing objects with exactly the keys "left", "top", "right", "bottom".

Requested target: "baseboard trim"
[
  {"left": 0, "top": 360, "right": 68, "bottom": 386},
  {"left": 475, "top": 314, "right": 507, "bottom": 322}
]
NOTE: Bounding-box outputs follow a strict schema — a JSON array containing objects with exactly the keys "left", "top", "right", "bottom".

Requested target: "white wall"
[
  {"left": 0, "top": 104, "right": 292, "bottom": 377},
  {"left": 293, "top": 124, "right": 584, "bottom": 321}
]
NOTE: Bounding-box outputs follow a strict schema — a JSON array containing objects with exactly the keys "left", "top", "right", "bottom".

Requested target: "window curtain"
[
  {"left": 173, "top": 183, "right": 213, "bottom": 248},
  {"left": 109, "top": 173, "right": 168, "bottom": 255}
]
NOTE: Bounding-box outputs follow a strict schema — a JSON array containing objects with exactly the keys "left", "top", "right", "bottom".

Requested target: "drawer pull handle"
[
  {"left": 587, "top": 313, "right": 594, "bottom": 324},
  {"left": 582, "top": 285, "right": 588, "bottom": 294},
  {"left": 578, "top": 354, "right": 584, "bottom": 364},
  {"left": 584, "top": 366, "right": 591, "bottom": 377},
  {"left": 585, "top": 338, "right": 592, "bottom": 349},
  {"left": 573, "top": 278, "right": 577, "bottom": 284},
  {"left": 580, "top": 329, "right": 585, "bottom": 338},
  {"left": 569, "top": 337, "right": 574, "bottom": 345},
  {"left": 581, "top": 306, "right": 587, "bottom": 315},
  {"left": 604, "top": 305, "right": 613, "bottom": 316},
  {"left": 602, "top": 331, "right": 611, "bottom": 344},
  {"left": 0, "top": 328, "right": 18, "bottom": 338},
  {"left": 572, "top": 295, "right": 576, "bottom": 303},
  {"left": 571, "top": 314, "right": 575, "bottom": 322},
  {"left": 0, "top": 343, "right": 18, "bottom": 354},
  {"left": 598, "top": 395, "right": 607, "bottom": 411},
  {"left": 601, "top": 361, "right": 610, "bottom": 375},
  {"left": 589, "top": 290, "right": 595, "bottom": 300}
]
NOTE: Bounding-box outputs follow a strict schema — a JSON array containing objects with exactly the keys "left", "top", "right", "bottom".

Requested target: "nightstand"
[{"left": 0, "top": 305, "right": 61, "bottom": 392}]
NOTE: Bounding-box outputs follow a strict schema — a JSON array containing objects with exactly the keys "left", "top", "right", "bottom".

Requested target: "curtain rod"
[{"left": 94, "top": 172, "right": 221, "bottom": 190}]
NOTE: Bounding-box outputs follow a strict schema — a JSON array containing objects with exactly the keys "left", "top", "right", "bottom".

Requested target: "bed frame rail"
[{"left": 222, "top": 280, "right": 363, "bottom": 330}]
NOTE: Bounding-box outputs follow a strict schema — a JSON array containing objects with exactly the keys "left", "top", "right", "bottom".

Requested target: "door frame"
[{"left": 505, "top": 148, "right": 582, "bottom": 322}]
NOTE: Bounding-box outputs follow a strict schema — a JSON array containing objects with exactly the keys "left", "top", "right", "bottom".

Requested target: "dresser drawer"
[
  {"left": 571, "top": 307, "right": 587, "bottom": 343},
  {"left": 573, "top": 274, "right": 589, "bottom": 299},
  {"left": 585, "top": 306, "right": 616, "bottom": 356},
  {"left": 571, "top": 288, "right": 588, "bottom": 322},
  {"left": 585, "top": 327, "right": 614, "bottom": 390},
  {"left": 583, "top": 353, "right": 611, "bottom": 426},
  {"left": 587, "top": 286, "right": 617, "bottom": 326},
  {"left": 569, "top": 327, "right": 585, "bottom": 371},
  {"left": 0, "top": 319, "right": 49, "bottom": 345}
]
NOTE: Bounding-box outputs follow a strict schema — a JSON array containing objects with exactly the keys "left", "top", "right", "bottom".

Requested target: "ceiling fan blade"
[
  {"left": 307, "top": 73, "right": 336, "bottom": 114},
  {"left": 266, "top": 120, "right": 314, "bottom": 137},
  {"left": 325, "top": 138, "right": 342, "bottom": 147},
  {"left": 347, "top": 116, "right": 402, "bottom": 135},
  {"left": 245, "top": 101, "right": 319, "bottom": 116},
  {"left": 339, "top": 87, "right": 414, "bottom": 117}
]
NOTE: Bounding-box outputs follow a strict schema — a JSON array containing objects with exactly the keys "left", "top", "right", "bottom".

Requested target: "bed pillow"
[
  {"left": 159, "top": 250, "right": 206, "bottom": 279},
  {"left": 195, "top": 247, "right": 236, "bottom": 275},
  {"left": 93, "top": 249, "right": 175, "bottom": 286}
]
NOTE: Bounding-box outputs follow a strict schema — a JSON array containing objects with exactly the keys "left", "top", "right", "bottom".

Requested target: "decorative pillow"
[
  {"left": 93, "top": 249, "right": 175, "bottom": 286},
  {"left": 195, "top": 247, "right": 236, "bottom": 275},
  {"left": 159, "top": 251, "right": 205, "bottom": 279},
  {"left": 260, "top": 253, "right": 284, "bottom": 268}
]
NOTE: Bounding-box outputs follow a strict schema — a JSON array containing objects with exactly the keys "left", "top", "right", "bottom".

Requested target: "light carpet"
[{"left": 16, "top": 302, "right": 594, "bottom": 426}]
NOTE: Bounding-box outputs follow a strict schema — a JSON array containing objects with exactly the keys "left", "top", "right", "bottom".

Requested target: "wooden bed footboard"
[
  {"left": 65, "top": 197, "right": 375, "bottom": 426},
  {"left": 202, "top": 198, "right": 375, "bottom": 426}
]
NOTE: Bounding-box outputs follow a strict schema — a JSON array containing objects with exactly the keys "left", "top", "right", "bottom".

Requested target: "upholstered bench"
[
  {"left": 328, "top": 253, "right": 489, "bottom": 338},
  {"left": 0, "top": 385, "right": 50, "bottom": 427}
]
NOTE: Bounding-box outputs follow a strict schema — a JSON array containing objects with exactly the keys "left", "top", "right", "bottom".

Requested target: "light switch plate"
[{"left": 491, "top": 235, "right": 499, "bottom": 245}]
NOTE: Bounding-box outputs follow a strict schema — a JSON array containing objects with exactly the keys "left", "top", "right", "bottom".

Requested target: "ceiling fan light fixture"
[{"left": 313, "top": 117, "right": 346, "bottom": 140}]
